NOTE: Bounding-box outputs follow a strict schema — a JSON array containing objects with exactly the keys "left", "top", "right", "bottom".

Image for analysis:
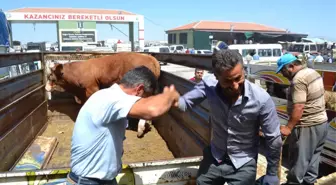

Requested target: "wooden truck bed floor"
[{"left": 41, "top": 118, "right": 175, "bottom": 169}]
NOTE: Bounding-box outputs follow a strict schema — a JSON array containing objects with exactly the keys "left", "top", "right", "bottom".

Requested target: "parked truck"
[
  {"left": 12, "top": 41, "right": 22, "bottom": 53},
  {"left": 26, "top": 42, "right": 53, "bottom": 53},
  {"left": 0, "top": 52, "right": 334, "bottom": 185}
]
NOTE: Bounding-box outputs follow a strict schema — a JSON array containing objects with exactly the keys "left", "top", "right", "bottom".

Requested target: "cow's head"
[{"left": 45, "top": 62, "right": 66, "bottom": 92}]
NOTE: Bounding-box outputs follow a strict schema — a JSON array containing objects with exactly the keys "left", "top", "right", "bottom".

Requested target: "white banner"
[{"left": 5, "top": 12, "right": 139, "bottom": 22}]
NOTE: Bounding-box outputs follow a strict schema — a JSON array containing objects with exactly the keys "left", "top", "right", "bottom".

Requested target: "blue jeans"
[
  {"left": 66, "top": 172, "right": 117, "bottom": 185},
  {"left": 196, "top": 146, "right": 257, "bottom": 185}
]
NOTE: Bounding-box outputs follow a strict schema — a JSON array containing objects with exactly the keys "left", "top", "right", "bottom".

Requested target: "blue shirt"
[
  {"left": 253, "top": 54, "right": 260, "bottom": 60},
  {"left": 70, "top": 84, "right": 140, "bottom": 180},
  {"left": 178, "top": 75, "right": 282, "bottom": 175}
]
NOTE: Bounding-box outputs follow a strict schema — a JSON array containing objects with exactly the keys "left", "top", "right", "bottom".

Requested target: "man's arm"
[
  {"left": 177, "top": 80, "right": 207, "bottom": 112},
  {"left": 91, "top": 85, "right": 179, "bottom": 125},
  {"left": 259, "top": 97, "right": 283, "bottom": 176},
  {"left": 286, "top": 81, "right": 306, "bottom": 130},
  {"left": 286, "top": 104, "right": 304, "bottom": 130},
  {"left": 128, "top": 85, "right": 179, "bottom": 120}
]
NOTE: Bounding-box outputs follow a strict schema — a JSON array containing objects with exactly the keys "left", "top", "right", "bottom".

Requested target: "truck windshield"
[
  {"left": 13, "top": 41, "right": 21, "bottom": 46},
  {"left": 176, "top": 46, "right": 183, "bottom": 50},
  {"left": 288, "top": 44, "right": 304, "bottom": 52},
  {"left": 27, "top": 46, "right": 40, "bottom": 50},
  {"left": 159, "top": 47, "right": 170, "bottom": 53}
]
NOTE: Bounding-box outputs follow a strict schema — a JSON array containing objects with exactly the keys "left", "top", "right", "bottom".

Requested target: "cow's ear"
[{"left": 54, "top": 64, "right": 64, "bottom": 78}]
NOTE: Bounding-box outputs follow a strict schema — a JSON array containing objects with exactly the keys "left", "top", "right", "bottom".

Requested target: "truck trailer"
[{"left": 0, "top": 52, "right": 334, "bottom": 185}]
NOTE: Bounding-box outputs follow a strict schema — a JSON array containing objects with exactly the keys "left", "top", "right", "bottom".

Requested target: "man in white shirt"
[
  {"left": 314, "top": 53, "right": 324, "bottom": 63},
  {"left": 67, "top": 66, "right": 180, "bottom": 185}
]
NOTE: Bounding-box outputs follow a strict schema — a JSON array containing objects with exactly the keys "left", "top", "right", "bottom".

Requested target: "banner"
[
  {"left": 5, "top": 12, "right": 139, "bottom": 22},
  {"left": 0, "top": 11, "right": 10, "bottom": 47}
]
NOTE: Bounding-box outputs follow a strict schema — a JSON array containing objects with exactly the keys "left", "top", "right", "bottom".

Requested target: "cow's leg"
[
  {"left": 72, "top": 87, "right": 99, "bottom": 105},
  {"left": 137, "top": 119, "right": 152, "bottom": 138},
  {"left": 86, "top": 86, "right": 99, "bottom": 97},
  {"left": 127, "top": 117, "right": 139, "bottom": 132}
]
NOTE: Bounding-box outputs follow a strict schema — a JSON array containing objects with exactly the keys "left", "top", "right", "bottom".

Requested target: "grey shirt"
[{"left": 178, "top": 75, "right": 282, "bottom": 175}]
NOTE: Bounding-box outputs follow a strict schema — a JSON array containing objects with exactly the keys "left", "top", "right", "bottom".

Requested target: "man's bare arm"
[
  {"left": 287, "top": 103, "right": 304, "bottom": 130},
  {"left": 128, "top": 85, "right": 179, "bottom": 120},
  {"left": 286, "top": 78, "right": 306, "bottom": 131}
]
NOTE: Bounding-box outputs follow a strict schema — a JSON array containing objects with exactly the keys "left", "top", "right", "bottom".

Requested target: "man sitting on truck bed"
[
  {"left": 176, "top": 49, "right": 282, "bottom": 185},
  {"left": 67, "top": 66, "right": 180, "bottom": 185}
]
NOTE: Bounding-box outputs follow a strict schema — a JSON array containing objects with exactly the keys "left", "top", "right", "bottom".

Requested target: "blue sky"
[{"left": 2, "top": 0, "right": 336, "bottom": 43}]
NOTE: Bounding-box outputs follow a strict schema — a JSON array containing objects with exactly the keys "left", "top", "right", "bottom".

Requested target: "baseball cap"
[{"left": 276, "top": 53, "right": 297, "bottom": 73}]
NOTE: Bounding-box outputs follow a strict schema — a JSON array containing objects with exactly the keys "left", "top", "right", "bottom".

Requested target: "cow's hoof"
[
  {"left": 137, "top": 122, "right": 152, "bottom": 138},
  {"left": 184, "top": 178, "right": 196, "bottom": 185},
  {"left": 74, "top": 96, "right": 82, "bottom": 104}
]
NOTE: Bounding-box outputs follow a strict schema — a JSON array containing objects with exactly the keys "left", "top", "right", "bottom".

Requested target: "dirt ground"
[{"left": 41, "top": 118, "right": 174, "bottom": 169}]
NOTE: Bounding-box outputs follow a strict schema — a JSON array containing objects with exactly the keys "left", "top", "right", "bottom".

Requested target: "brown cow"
[{"left": 45, "top": 52, "right": 161, "bottom": 138}]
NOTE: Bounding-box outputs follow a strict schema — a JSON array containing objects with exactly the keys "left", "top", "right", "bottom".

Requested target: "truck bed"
[{"left": 42, "top": 101, "right": 174, "bottom": 169}]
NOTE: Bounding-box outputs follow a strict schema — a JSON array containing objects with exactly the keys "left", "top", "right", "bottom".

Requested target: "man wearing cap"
[{"left": 276, "top": 54, "right": 328, "bottom": 185}]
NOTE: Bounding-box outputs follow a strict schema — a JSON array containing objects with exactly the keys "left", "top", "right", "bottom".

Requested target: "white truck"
[{"left": 169, "top": 45, "right": 185, "bottom": 53}]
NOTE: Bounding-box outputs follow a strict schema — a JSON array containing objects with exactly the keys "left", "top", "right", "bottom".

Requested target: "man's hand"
[
  {"left": 128, "top": 84, "right": 181, "bottom": 120},
  {"left": 163, "top": 85, "right": 180, "bottom": 106},
  {"left": 280, "top": 125, "right": 291, "bottom": 137}
]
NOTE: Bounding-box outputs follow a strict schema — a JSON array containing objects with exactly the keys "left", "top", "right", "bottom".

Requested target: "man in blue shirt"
[
  {"left": 177, "top": 49, "right": 282, "bottom": 185},
  {"left": 67, "top": 66, "right": 180, "bottom": 185}
]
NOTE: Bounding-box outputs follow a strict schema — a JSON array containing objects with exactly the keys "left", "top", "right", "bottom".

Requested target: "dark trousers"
[
  {"left": 66, "top": 171, "right": 117, "bottom": 185},
  {"left": 286, "top": 122, "right": 329, "bottom": 185},
  {"left": 197, "top": 146, "right": 257, "bottom": 185}
]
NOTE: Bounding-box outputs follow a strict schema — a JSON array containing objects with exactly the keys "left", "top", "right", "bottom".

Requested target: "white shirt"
[
  {"left": 71, "top": 84, "right": 140, "bottom": 180},
  {"left": 314, "top": 55, "right": 324, "bottom": 63}
]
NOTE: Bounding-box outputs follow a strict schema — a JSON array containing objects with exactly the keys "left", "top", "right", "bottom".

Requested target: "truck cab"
[
  {"left": 26, "top": 42, "right": 46, "bottom": 53},
  {"left": 12, "top": 41, "right": 22, "bottom": 53},
  {"left": 169, "top": 45, "right": 185, "bottom": 53}
]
